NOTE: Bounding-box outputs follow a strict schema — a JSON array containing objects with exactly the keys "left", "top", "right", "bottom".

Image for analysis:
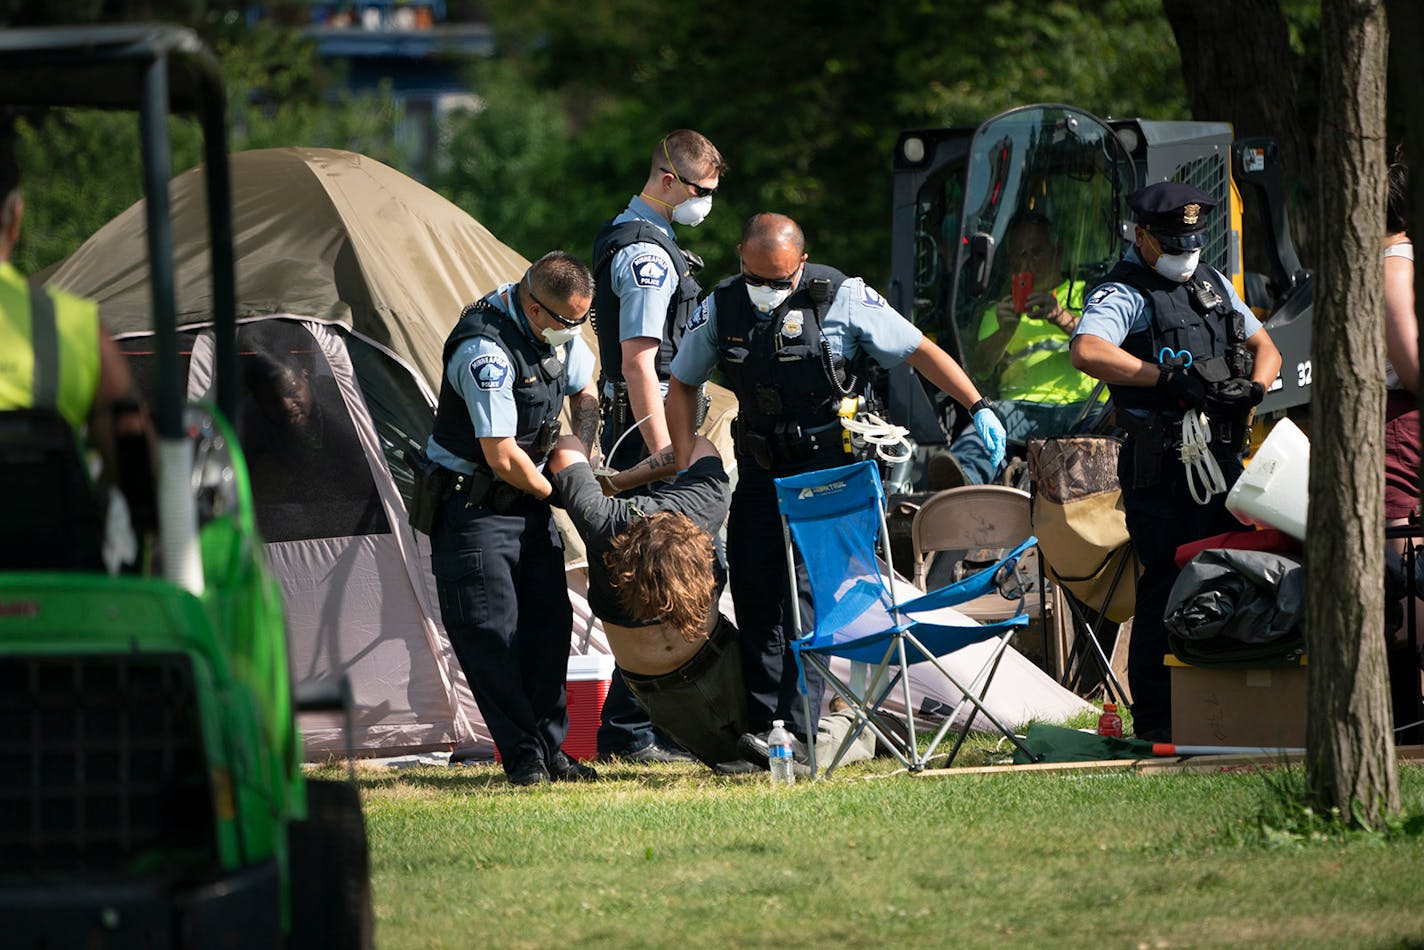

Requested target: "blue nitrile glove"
[{"left": 971, "top": 399, "right": 1007, "bottom": 470}]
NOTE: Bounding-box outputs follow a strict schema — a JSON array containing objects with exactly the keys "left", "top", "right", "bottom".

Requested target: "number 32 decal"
[{"left": 1296, "top": 360, "right": 1312, "bottom": 387}]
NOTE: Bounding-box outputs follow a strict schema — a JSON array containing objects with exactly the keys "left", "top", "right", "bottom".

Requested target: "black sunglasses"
[
  {"left": 1146, "top": 228, "right": 1204, "bottom": 255},
  {"left": 527, "top": 287, "right": 590, "bottom": 327},
  {"left": 741, "top": 269, "right": 799, "bottom": 292},
  {"left": 660, "top": 166, "right": 717, "bottom": 198}
]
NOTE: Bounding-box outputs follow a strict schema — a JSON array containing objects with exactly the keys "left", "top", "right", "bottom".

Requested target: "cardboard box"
[{"left": 1167, "top": 654, "right": 1307, "bottom": 747}]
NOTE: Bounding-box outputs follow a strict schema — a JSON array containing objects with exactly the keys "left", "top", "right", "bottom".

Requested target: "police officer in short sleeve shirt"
[
  {"left": 425, "top": 251, "right": 601, "bottom": 786},
  {"left": 666, "top": 213, "right": 1006, "bottom": 752},
  {"left": 588, "top": 130, "right": 728, "bottom": 762},
  {"left": 1069, "top": 183, "right": 1281, "bottom": 742}
]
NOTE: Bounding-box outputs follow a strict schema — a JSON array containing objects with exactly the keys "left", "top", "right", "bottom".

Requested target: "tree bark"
[
  {"left": 1306, "top": 0, "right": 1399, "bottom": 826},
  {"left": 1162, "top": 0, "right": 1315, "bottom": 265}
]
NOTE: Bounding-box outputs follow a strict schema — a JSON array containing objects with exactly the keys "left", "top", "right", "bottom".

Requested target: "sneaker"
[
  {"left": 507, "top": 760, "right": 551, "bottom": 787},
  {"left": 548, "top": 750, "right": 598, "bottom": 782},
  {"left": 737, "top": 730, "right": 811, "bottom": 776},
  {"left": 598, "top": 742, "right": 696, "bottom": 764},
  {"left": 711, "top": 759, "right": 762, "bottom": 775}
]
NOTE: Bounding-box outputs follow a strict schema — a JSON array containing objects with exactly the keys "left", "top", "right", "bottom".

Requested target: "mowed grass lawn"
[{"left": 354, "top": 750, "right": 1424, "bottom": 949}]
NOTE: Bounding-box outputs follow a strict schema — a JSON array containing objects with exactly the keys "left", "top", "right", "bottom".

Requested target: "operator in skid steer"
[{"left": 960, "top": 210, "right": 1104, "bottom": 479}]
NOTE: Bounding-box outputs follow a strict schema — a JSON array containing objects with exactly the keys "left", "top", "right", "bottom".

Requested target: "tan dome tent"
[{"left": 46, "top": 147, "right": 744, "bottom": 758}]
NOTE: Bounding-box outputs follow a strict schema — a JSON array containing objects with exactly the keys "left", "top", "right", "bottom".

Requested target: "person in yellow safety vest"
[
  {"left": 971, "top": 211, "right": 1104, "bottom": 443},
  {"left": 0, "top": 141, "right": 138, "bottom": 485}
]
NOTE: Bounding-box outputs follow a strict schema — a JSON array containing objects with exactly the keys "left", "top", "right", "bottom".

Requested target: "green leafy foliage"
[
  {"left": 13, "top": 22, "right": 405, "bottom": 275},
  {"left": 16, "top": 2, "right": 1191, "bottom": 287},
  {"left": 436, "top": 0, "right": 1187, "bottom": 284}
]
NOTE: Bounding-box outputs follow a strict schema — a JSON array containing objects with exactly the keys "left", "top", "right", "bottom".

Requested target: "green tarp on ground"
[{"left": 1013, "top": 723, "right": 1159, "bottom": 764}]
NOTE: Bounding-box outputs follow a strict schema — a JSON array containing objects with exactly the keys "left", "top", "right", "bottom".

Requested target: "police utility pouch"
[{"left": 406, "top": 447, "right": 451, "bottom": 535}]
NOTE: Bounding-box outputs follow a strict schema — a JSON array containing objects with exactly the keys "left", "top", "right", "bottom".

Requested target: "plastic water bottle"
[
  {"left": 767, "top": 720, "right": 796, "bottom": 786},
  {"left": 1097, "top": 702, "right": 1123, "bottom": 738}
]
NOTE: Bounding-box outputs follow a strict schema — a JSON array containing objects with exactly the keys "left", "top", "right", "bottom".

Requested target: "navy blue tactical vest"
[
  {"left": 1104, "top": 260, "right": 1238, "bottom": 413},
  {"left": 591, "top": 220, "right": 701, "bottom": 383},
  {"left": 712, "top": 264, "right": 861, "bottom": 436},
  {"left": 430, "top": 295, "right": 563, "bottom": 468}
]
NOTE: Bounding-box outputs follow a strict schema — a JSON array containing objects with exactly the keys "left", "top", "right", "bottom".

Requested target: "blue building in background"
[{"left": 248, "top": 1, "right": 493, "bottom": 178}]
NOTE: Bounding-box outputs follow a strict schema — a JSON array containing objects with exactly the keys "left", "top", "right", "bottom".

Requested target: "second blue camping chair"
[{"left": 773, "top": 460, "right": 1043, "bottom": 777}]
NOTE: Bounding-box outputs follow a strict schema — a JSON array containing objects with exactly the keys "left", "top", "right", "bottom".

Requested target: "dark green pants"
[{"left": 621, "top": 615, "right": 749, "bottom": 768}]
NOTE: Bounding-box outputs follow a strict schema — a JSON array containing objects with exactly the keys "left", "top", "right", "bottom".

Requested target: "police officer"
[
  {"left": 665, "top": 212, "right": 1006, "bottom": 757},
  {"left": 589, "top": 129, "right": 727, "bottom": 762},
  {"left": 1070, "top": 182, "right": 1282, "bottom": 742},
  {"left": 423, "top": 251, "right": 601, "bottom": 786}
]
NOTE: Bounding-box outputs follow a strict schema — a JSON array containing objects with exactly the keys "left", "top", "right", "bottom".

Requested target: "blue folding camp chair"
[{"left": 774, "top": 460, "right": 1043, "bottom": 776}]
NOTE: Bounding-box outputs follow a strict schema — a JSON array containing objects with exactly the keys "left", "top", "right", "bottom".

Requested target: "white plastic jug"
[{"left": 1225, "top": 417, "right": 1310, "bottom": 539}]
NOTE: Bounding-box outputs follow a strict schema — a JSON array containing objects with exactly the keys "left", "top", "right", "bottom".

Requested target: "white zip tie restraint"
[
  {"left": 591, "top": 413, "right": 653, "bottom": 478},
  {"left": 1180, "top": 410, "right": 1227, "bottom": 506},
  {"left": 841, "top": 411, "right": 914, "bottom": 464}
]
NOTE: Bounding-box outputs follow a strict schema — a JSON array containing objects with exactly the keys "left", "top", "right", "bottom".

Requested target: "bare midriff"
[{"left": 602, "top": 612, "right": 715, "bottom": 676}]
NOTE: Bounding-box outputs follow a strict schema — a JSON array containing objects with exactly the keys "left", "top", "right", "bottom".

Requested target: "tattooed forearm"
[
  {"left": 642, "top": 448, "right": 676, "bottom": 475},
  {"left": 569, "top": 393, "right": 600, "bottom": 455},
  {"left": 611, "top": 447, "right": 680, "bottom": 492}
]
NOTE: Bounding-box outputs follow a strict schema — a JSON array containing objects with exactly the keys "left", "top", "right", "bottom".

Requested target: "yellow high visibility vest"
[{"left": 0, "top": 261, "right": 101, "bottom": 430}]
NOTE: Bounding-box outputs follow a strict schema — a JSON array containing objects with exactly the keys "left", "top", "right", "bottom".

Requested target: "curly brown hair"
[{"left": 604, "top": 511, "right": 717, "bottom": 642}]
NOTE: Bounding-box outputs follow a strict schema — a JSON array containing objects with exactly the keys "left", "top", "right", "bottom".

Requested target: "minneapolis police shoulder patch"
[
  {"left": 861, "top": 285, "right": 886, "bottom": 308},
  {"left": 686, "top": 303, "right": 710, "bottom": 332},
  {"left": 1086, "top": 284, "right": 1120, "bottom": 308},
  {"left": 631, "top": 253, "right": 669, "bottom": 289},
  {"left": 469, "top": 353, "right": 510, "bottom": 391}
]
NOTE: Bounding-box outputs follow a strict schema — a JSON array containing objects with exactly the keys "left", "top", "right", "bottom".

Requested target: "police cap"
[{"left": 1128, "top": 182, "right": 1215, "bottom": 250}]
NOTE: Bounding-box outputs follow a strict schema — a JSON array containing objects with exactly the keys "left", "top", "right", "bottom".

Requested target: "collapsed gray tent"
[{"left": 47, "top": 146, "right": 1089, "bottom": 760}]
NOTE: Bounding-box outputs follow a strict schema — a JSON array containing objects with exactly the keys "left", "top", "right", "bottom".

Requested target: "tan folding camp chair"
[
  {"left": 909, "top": 485, "right": 1061, "bottom": 667},
  {"left": 1026, "top": 435, "right": 1136, "bottom": 705}
]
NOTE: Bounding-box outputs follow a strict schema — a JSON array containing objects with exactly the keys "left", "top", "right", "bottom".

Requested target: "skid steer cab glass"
[{"left": 919, "top": 105, "right": 1135, "bottom": 447}]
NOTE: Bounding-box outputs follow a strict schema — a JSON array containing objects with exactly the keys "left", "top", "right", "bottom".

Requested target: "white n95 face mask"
[
  {"left": 541, "top": 324, "right": 581, "bottom": 346},
  {"left": 746, "top": 283, "right": 793, "bottom": 313},
  {"left": 1153, "top": 247, "right": 1201, "bottom": 283},
  {"left": 673, "top": 194, "right": 713, "bottom": 227}
]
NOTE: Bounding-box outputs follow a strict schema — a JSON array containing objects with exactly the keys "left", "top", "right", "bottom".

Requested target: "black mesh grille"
[
  {"left": 1173, "top": 155, "right": 1231, "bottom": 272},
  {"left": 0, "top": 653, "right": 217, "bottom": 880}
]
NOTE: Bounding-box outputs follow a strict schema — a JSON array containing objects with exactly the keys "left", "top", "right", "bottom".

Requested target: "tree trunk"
[
  {"left": 1162, "top": 0, "right": 1315, "bottom": 266},
  {"left": 1306, "top": 0, "right": 1399, "bottom": 827}
]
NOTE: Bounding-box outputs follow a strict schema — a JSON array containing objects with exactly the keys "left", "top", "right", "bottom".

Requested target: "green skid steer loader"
[{"left": 0, "top": 26, "right": 371, "bottom": 948}]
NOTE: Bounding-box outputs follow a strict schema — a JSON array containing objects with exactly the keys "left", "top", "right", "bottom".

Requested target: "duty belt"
[
  {"left": 733, "top": 418, "right": 847, "bottom": 472},
  {"left": 408, "top": 447, "right": 540, "bottom": 525}
]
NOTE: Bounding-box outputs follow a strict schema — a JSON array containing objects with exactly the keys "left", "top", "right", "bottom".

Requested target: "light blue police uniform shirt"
[
  {"left": 670, "top": 275, "right": 924, "bottom": 387},
  {"left": 1074, "top": 247, "right": 1262, "bottom": 348},
  {"left": 426, "top": 282, "right": 595, "bottom": 474},
  {"left": 608, "top": 196, "right": 682, "bottom": 344}
]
